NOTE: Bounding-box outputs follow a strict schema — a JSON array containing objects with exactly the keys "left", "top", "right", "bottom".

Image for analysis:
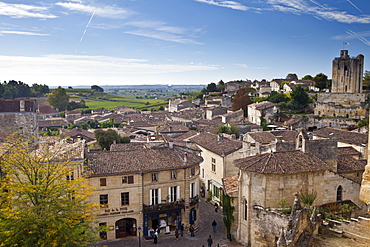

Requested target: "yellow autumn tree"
[{"left": 0, "top": 136, "right": 98, "bottom": 247}]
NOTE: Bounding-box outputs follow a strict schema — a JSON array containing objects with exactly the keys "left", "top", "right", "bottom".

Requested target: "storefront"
[{"left": 143, "top": 208, "right": 182, "bottom": 238}]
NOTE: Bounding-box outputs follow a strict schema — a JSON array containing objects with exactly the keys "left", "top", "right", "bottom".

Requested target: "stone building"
[
  {"left": 168, "top": 99, "right": 195, "bottom": 112},
  {"left": 189, "top": 132, "right": 243, "bottom": 203},
  {"left": 85, "top": 142, "right": 203, "bottom": 240},
  {"left": 332, "top": 50, "right": 364, "bottom": 93},
  {"left": 247, "top": 101, "right": 279, "bottom": 126},
  {"left": 233, "top": 130, "right": 366, "bottom": 246},
  {"left": 0, "top": 99, "right": 38, "bottom": 137}
]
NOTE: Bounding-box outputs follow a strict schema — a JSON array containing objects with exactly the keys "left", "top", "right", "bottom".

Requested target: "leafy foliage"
[
  {"left": 363, "top": 70, "right": 370, "bottom": 90},
  {"left": 222, "top": 194, "right": 235, "bottom": 240},
  {"left": 217, "top": 124, "right": 240, "bottom": 135},
  {"left": 47, "top": 87, "right": 70, "bottom": 111},
  {"left": 0, "top": 81, "right": 49, "bottom": 99},
  {"left": 267, "top": 91, "right": 289, "bottom": 103},
  {"left": 231, "top": 87, "right": 251, "bottom": 116},
  {"left": 289, "top": 85, "right": 310, "bottom": 110},
  {"left": 0, "top": 136, "right": 98, "bottom": 246},
  {"left": 299, "top": 189, "right": 317, "bottom": 208},
  {"left": 91, "top": 85, "right": 104, "bottom": 92},
  {"left": 313, "top": 73, "right": 328, "bottom": 90},
  {"left": 94, "top": 129, "right": 130, "bottom": 150}
]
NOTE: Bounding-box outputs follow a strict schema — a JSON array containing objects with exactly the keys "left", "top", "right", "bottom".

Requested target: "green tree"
[
  {"left": 47, "top": 87, "right": 70, "bottom": 111},
  {"left": 313, "top": 73, "right": 328, "bottom": 90},
  {"left": 222, "top": 194, "right": 235, "bottom": 241},
  {"left": 363, "top": 70, "right": 370, "bottom": 90},
  {"left": 91, "top": 85, "right": 104, "bottom": 92},
  {"left": 290, "top": 85, "right": 310, "bottom": 110},
  {"left": 206, "top": 82, "right": 217, "bottom": 92},
  {"left": 232, "top": 88, "right": 251, "bottom": 116},
  {"left": 216, "top": 80, "right": 225, "bottom": 92},
  {"left": 94, "top": 129, "right": 129, "bottom": 150},
  {"left": 302, "top": 75, "right": 313, "bottom": 80},
  {"left": 267, "top": 91, "right": 289, "bottom": 103},
  {"left": 0, "top": 136, "right": 98, "bottom": 247}
]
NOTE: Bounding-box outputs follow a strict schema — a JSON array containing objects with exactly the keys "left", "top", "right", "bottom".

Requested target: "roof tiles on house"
[
  {"left": 223, "top": 174, "right": 239, "bottom": 196},
  {"left": 247, "top": 131, "right": 276, "bottom": 144},
  {"left": 189, "top": 132, "right": 242, "bottom": 156},
  {"left": 86, "top": 145, "right": 203, "bottom": 176},
  {"left": 337, "top": 155, "right": 366, "bottom": 173},
  {"left": 314, "top": 127, "right": 368, "bottom": 146},
  {"left": 234, "top": 150, "right": 328, "bottom": 174}
]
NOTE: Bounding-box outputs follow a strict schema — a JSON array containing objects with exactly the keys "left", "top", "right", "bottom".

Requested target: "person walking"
[
  {"left": 189, "top": 224, "right": 195, "bottom": 237},
  {"left": 180, "top": 223, "right": 184, "bottom": 237},
  {"left": 153, "top": 230, "right": 158, "bottom": 244},
  {"left": 212, "top": 220, "right": 217, "bottom": 232},
  {"left": 214, "top": 202, "right": 218, "bottom": 213},
  {"left": 175, "top": 229, "right": 179, "bottom": 241},
  {"left": 207, "top": 235, "right": 213, "bottom": 247}
]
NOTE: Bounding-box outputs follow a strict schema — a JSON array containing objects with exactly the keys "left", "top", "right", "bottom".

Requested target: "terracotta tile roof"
[
  {"left": 337, "top": 155, "right": 366, "bottom": 173},
  {"left": 271, "top": 130, "right": 298, "bottom": 142},
  {"left": 247, "top": 131, "right": 276, "bottom": 144},
  {"left": 223, "top": 174, "right": 239, "bottom": 196},
  {"left": 248, "top": 101, "right": 277, "bottom": 110},
  {"left": 38, "top": 117, "right": 67, "bottom": 127},
  {"left": 60, "top": 127, "right": 95, "bottom": 141},
  {"left": 157, "top": 123, "right": 190, "bottom": 133},
  {"left": 38, "top": 105, "right": 59, "bottom": 114},
  {"left": 86, "top": 146, "right": 203, "bottom": 176},
  {"left": 314, "top": 127, "right": 368, "bottom": 146},
  {"left": 234, "top": 150, "right": 328, "bottom": 174},
  {"left": 189, "top": 132, "right": 242, "bottom": 156},
  {"left": 110, "top": 142, "right": 148, "bottom": 152},
  {"left": 0, "top": 99, "right": 37, "bottom": 112},
  {"left": 338, "top": 146, "right": 361, "bottom": 156}
]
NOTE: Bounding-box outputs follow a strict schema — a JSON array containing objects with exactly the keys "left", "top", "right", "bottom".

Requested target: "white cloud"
[
  {"left": 195, "top": 0, "right": 250, "bottom": 11},
  {"left": 0, "top": 54, "right": 218, "bottom": 85},
  {"left": 0, "top": 30, "right": 49, "bottom": 36},
  {"left": 0, "top": 2, "right": 56, "bottom": 18},
  {"left": 55, "top": 2, "right": 134, "bottom": 19},
  {"left": 124, "top": 30, "right": 202, "bottom": 45}
]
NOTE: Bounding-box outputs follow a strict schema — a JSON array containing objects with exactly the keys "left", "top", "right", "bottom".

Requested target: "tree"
[
  {"left": 232, "top": 88, "right": 251, "bottom": 116},
  {"left": 0, "top": 136, "right": 98, "bottom": 246},
  {"left": 363, "top": 70, "right": 370, "bottom": 90},
  {"left": 267, "top": 91, "right": 289, "bottom": 104},
  {"left": 302, "top": 75, "right": 313, "bottom": 80},
  {"left": 94, "top": 129, "right": 130, "bottom": 150},
  {"left": 91, "top": 85, "right": 104, "bottom": 92},
  {"left": 313, "top": 73, "right": 328, "bottom": 90},
  {"left": 289, "top": 85, "right": 310, "bottom": 110},
  {"left": 206, "top": 82, "right": 217, "bottom": 92},
  {"left": 216, "top": 80, "right": 225, "bottom": 92},
  {"left": 47, "top": 87, "right": 70, "bottom": 111},
  {"left": 222, "top": 194, "right": 235, "bottom": 241}
]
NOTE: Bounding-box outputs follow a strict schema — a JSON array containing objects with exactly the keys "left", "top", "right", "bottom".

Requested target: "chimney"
[
  {"left": 231, "top": 134, "right": 236, "bottom": 139},
  {"left": 169, "top": 141, "right": 174, "bottom": 149},
  {"left": 218, "top": 134, "right": 223, "bottom": 141},
  {"left": 20, "top": 99, "right": 25, "bottom": 112},
  {"left": 256, "top": 142, "right": 261, "bottom": 154},
  {"left": 184, "top": 152, "right": 188, "bottom": 163}
]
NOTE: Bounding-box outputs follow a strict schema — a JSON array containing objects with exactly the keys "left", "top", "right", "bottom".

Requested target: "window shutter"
[
  {"left": 149, "top": 189, "right": 153, "bottom": 205},
  {"left": 176, "top": 186, "right": 180, "bottom": 201},
  {"left": 158, "top": 188, "right": 161, "bottom": 203},
  {"left": 195, "top": 181, "right": 198, "bottom": 197},
  {"left": 168, "top": 187, "right": 171, "bottom": 202}
]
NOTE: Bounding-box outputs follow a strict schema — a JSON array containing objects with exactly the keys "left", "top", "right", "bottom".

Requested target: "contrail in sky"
[
  {"left": 80, "top": 11, "right": 95, "bottom": 42},
  {"left": 346, "top": 0, "right": 363, "bottom": 13}
]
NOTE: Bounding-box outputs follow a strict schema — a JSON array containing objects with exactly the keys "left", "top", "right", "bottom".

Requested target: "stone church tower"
[{"left": 331, "top": 50, "right": 364, "bottom": 93}]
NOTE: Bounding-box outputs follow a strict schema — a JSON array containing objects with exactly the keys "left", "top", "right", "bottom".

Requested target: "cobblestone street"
[{"left": 91, "top": 199, "right": 243, "bottom": 247}]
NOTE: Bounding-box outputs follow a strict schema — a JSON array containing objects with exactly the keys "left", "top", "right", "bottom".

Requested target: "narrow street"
[{"left": 92, "top": 198, "right": 243, "bottom": 247}]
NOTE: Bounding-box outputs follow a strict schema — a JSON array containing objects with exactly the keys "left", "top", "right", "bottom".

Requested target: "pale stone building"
[
  {"left": 189, "top": 132, "right": 243, "bottom": 202},
  {"left": 86, "top": 142, "right": 203, "bottom": 240},
  {"left": 168, "top": 99, "right": 195, "bottom": 112},
  {"left": 247, "top": 101, "right": 279, "bottom": 126}
]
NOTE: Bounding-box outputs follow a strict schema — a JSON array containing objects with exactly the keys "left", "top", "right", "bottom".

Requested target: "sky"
[{"left": 0, "top": 0, "right": 370, "bottom": 87}]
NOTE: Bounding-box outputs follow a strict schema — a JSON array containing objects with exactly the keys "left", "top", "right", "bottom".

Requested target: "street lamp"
[{"left": 138, "top": 226, "right": 142, "bottom": 247}]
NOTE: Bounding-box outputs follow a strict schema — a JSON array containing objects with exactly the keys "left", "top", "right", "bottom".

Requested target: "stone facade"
[{"left": 332, "top": 50, "right": 364, "bottom": 94}]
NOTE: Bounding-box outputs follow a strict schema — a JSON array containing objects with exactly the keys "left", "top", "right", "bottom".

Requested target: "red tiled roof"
[
  {"left": 337, "top": 155, "right": 366, "bottom": 173},
  {"left": 223, "top": 174, "right": 239, "bottom": 196},
  {"left": 314, "top": 127, "right": 368, "bottom": 146},
  {"left": 337, "top": 146, "right": 361, "bottom": 156},
  {"left": 247, "top": 131, "right": 276, "bottom": 144},
  {"left": 189, "top": 132, "right": 242, "bottom": 156},
  {"left": 234, "top": 150, "right": 328, "bottom": 174},
  {"left": 38, "top": 105, "right": 58, "bottom": 114},
  {"left": 86, "top": 146, "right": 203, "bottom": 176}
]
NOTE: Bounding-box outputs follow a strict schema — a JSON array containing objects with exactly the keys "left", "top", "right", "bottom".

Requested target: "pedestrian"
[
  {"left": 207, "top": 235, "right": 213, "bottom": 247},
  {"left": 180, "top": 223, "right": 184, "bottom": 237},
  {"left": 175, "top": 229, "right": 179, "bottom": 241},
  {"left": 153, "top": 230, "right": 158, "bottom": 244},
  {"left": 189, "top": 224, "right": 195, "bottom": 237},
  {"left": 212, "top": 220, "right": 217, "bottom": 232},
  {"left": 214, "top": 202, "right": 218, "bottom": 213}
]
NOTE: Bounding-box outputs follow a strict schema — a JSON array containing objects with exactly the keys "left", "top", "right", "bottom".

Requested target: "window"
[
  {"left": 211, "top": 158, "right": 216, "bottom": 173},
  {"left": 169, "top": 186, "right": 180, "bottom": 202},
  {"left": 66, "top": 172, "right": 74, "bottom": 181},
  {"left": 190, "top": 182, "right": 196, "bottom": 198},
  {"left": 150, "top": 189, "right": 161, "bottom": 205},
  {"left": 337, "top": 185, "right": 343, "bottom": 201},
  {"left": 202, "top": 168, "right": 204, "bottom": 178},
  {"left": 100, "top": 178, "right": 106, "bottom": 186},
  {"left": 121, "top": 192, "right": 129, "bottom": 206},
  {"left": 152, "top": 173, "right": 158, "bottom": 182},
  {"left": 122, "top": 176, "right": 134, "bottom": 184},
  {"left": 191, "top": 167, "right": 195, "bottom": 176},
  {"left": 171, "top": 171, "right": 177, "bottom": 180},
  {"left": 99, "top": 222, "right": 107, "bottom": 240},
  {"left": 99, "top": 194, "right": 108, "bottom": 207},
  {"left": 244, "top": 199, "right": 248, "bottom": 220},
  {"left": 213, "top": 184, "right": 220, "bottom": 199}
]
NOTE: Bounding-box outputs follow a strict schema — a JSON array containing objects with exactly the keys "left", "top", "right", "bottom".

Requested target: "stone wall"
[
  {"left": 326, "top": 216, "right": 370, "bottom": 244},
  {"left": 0, "top": 112, "right": 38, "bottom": 137},
  {"left": 314, "top": 93, "right": 367, "bottom": 119}
]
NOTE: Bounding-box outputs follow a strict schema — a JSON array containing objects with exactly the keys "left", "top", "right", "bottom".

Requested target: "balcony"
[
  {"left": 143, "top": 199, "right": 185, "bottom": 213},
  {"left": 189, "top": 195, "right": 199, "bottom": 206}
]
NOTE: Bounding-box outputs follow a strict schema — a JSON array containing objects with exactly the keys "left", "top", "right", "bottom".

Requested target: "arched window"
[{"left": 337, "top": 185, "right": 343, "bottom": 201}]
